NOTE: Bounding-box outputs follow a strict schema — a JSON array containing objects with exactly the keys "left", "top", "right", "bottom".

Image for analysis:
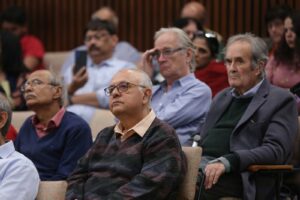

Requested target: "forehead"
[
  {"left": 28, "top": 71, "right": 50, "bottom": 81},
  {"left": 111, "top": 70, "right": 140, "bottom": 85},
  {"left": 284, "top": 17, "right": 293, "bottom": 27},
  {"left": 85, "top": 29, "right": 108, "bottom": 36},
  {"left": 154, "top": 32, "right": 179, "bottom": 48},
  {"left": 225, "top": 41, "right": 252, "bottom": 59},
  {"left": 193, "top": 37, "right": 208, "bottom": 47}
]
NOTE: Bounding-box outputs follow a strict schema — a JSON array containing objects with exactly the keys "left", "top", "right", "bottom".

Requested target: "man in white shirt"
[{"left": 0, "top": 94, "right": 40, "bottom": 199}]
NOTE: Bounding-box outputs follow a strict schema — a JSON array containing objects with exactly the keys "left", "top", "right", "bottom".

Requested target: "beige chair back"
[
  {"left": 12, "top": 111, "right": 34, "bottom": 131},
  {"left": 89, "top": 109, "right": 115, "bottom": 140},
  {"left": 44, "top": 51, "right": 70, "bottom": 75},
  {"left": 36, "top": 181, "right": 67, "bottom": 200},
  {"left": 177, "top": 146, "right": 202, "bottom": 200}
]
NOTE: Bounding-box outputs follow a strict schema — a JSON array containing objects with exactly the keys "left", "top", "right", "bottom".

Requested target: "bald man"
[{"left": 66, "top": 69, "right": 186, "bottom": 199}]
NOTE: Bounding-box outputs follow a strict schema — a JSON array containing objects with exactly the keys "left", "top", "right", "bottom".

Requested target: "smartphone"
[{"left": 74, "top": 50, "right": 87, "bottom": 74}]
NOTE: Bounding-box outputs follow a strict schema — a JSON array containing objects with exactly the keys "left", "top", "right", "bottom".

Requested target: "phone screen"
[{"left": 74, "top": 50, "right": 87, "bottom": 74}]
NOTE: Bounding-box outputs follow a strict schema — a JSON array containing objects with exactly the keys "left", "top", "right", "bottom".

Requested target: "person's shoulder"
[
  {"left": 185, "top": 75, "right": 212, "bottom": 94},
  {"left": 63, "top": 111, "right": 90, "bottom": 128},
  {"left": 9, "top": 150, "right": 37, "bottom": 169},
  {"left": 116, "top": 41, "right": 137, "bottom": 50},
  {"left": 21, "top": 34, "right": 43, "bottom": 44},
  {"left": 148, "top": 118, "right": 177, "bottom": 138}
]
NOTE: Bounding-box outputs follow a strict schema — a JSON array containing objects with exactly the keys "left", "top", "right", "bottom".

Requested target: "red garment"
[
  {"left": 5, "top": 125, "right": 18, "bottom": 141},
  {"left": 21, "top": 34, "right": 45, "bottom": 70},
  {"left": 194, "top": 60, "right": 229, "bottom": 97},
  {"left": 32, "top": 107, "right": 66, "bottom": 138}
]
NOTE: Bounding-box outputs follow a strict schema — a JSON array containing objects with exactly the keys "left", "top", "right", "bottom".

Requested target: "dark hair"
[
  {"left": 265, "top": 5, "right": 291, "bottom": 25},
  {"left": 172, "top": 17, "right": 203, "bottom": 32},
  {"left": 275, "top": 11, "right": 300, "bottom": 66},
  {"left": 193, "top": 31, "right": 219, "bottom": 58},
  {"left": 85, "top": 19, "right": 116, "bottom": 35},
  {"left": 0, "top": 6, "right": 26, "bottom": 25}
]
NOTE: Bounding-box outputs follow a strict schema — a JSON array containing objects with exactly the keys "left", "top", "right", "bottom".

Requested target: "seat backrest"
[
  {"left": 36, "top": 181, "right": 67, "bottom": 200},
  {"left": 89, "top": 109, "right": 115, "bottom": 140},
  {"left": 43, "top": 51, "right": 70, "bottom": 75},
  {"left": 291, "top": 117, "right": 300, "bottom": 166},
  {"left": 12, "top": 111, "right": 34, "bottom": 131},
  {"left": 177, "top": 146, "right": 202, "bottom": 200}
]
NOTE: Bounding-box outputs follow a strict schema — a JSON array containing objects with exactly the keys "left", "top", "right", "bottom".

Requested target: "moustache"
[{"left": 88, "top": 45, "right": 100, "bottom": 51}]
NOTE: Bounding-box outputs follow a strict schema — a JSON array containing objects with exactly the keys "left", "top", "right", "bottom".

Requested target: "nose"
[
  {"left": 111, "top": 87, "right": 121, "bottom": 98},
  {"left": 157, "top": 53, "right": 166, "bottom": 62}
]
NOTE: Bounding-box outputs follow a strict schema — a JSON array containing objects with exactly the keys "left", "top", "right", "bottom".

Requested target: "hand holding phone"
[{"left": 73, "top": 50, "right": 87, "bottom": 74}]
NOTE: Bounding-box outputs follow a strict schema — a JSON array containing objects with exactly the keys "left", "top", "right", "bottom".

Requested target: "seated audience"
[
  {"left": 181, "top": 1, "right": 223, "bottom": 43},
  {"left": 265, "top": 11, "right": 300, "bottom": 112},
  {"left": 0, "top": 85, "right": 18, "bottom": 141},
  {"left": 193, "top": 31, "right": 229, "bottom": 96},
  {"left": 1, "top": 5, "right": 45, "bottom": 71},
  {"left": 14, "top": 69, "right": 93, "bottom": 181},
  {"left": 63, "top": 19, "right": 134, "bottom": 122},
  {"left": 0, "top": 95, "right": 40, "bottom": 199},
  {"left": 264, "top": 5, "right": 291, "bottom": 56},
  {"left": 142, "top": 27, "right": 212, "bottom": 146},
  {"left": 66, "top": 69, "right": 186, "bottom": 199},
  {"left": 198, "top": 33, "right": 298, "bottom": 199},
  {"left": 173, "top": 17, "right": 203, "bottom": 39},
  {"left": 62, "top": 6, "right": 141, "bottom": 75}
]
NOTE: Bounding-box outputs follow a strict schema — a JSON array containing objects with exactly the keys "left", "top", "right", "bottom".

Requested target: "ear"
[
  {"left": 111, "top": 35, "right": 119, "bottom": 46},
  {"left": 142, "top": 88, "right": 152, "bottom": 105},
  {"left": 52, "top": 86, "right": 63, "bottom": 101},
  {"left": 255, "top": 60, "right": 265, "bottom": 76},
  {"left": 0, "top": 111, "right": 8, "bottom": 130},
  {"left": 185, "top": 48, "right": 193, "bottom": 64}
]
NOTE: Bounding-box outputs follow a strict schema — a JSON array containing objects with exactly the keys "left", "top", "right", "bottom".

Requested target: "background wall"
[{"left": 0, "top": 0, "right": 299, "bottom": 52}]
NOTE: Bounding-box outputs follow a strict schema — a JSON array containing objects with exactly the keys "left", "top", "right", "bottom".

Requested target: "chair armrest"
[{"left": 248, "top": 165, "right": 293, "bottom": 173}]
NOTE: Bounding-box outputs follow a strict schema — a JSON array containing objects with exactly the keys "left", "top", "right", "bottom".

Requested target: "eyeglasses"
[
  {"left": 104, "top": 81, "right": 146, "bottom": 96},
  {"left": 152, "top": 47, "right": 185, "bottom": 59},
  {"left": 20, "top": 79, "right": 55, "bottom": 92},
  {"left": 84, "top": 32, "right": 109, "bottom": 42}
]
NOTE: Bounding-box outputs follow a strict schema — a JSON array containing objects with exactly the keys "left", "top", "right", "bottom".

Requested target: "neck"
[
  {"left": 92, "top": 52, "right": 113, "bottom": 64},
  {"left": 31, "top": 104, "right": 61, "bottom": 125},
  {"left": 118, "top": 108, "right": 150, "bottom": 131},
  {"left": 0, "top": 135, "right": 5, "bottom": 145}
]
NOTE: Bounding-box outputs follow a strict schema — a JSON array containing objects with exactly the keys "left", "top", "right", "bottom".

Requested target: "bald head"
[
  {"left": 181, "top": 2, "right": 206, "bottom": 24},
  {"left": 92, "top": 7, "right": 119, "bottom": 29}
]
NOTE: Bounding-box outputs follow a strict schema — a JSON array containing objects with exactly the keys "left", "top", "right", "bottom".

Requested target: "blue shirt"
[
  {"left": 151, "top": 73, "right": 212, "bottom": 146},
  {"left": 63, "top": 56, "right": 134, "bottom": 122},
  {"left": 0, "top": 141, "right": 40, "bottom": 199}
]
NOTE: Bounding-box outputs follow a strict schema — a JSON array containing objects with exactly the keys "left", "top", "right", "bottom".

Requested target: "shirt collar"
[
  {"left": 231, "top": 79, "right": 264, "bottom": 99},
  {"left": 114, "top": 110, "right": 156, "bottom": 138},
  {"left": 0, "top": 141, "right": 15, "bottom": 159},
  {"left": 89, "top": 57, "right": 116, "bottom": 68},
  {"left": 32, "top": 107, "right": 66, "bottom": 129},
  {"left": 160, "top": 73, "right": 195, "bottom": 90}
]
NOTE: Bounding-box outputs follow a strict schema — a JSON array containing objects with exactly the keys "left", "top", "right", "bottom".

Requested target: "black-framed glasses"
[
  {"left": 20, "top": 79, "right": 55, "bottom": 92},
  {"left": 152, "top": 47, "right": 185, "bottom": 59},
  {"left": 104, "top": 81, "right": 146, "bottom": 96}
]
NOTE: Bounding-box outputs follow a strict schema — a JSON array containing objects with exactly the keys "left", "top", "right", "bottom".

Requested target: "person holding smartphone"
[{"left": 62, "top": 19, "right": 134, "bottom": 122}]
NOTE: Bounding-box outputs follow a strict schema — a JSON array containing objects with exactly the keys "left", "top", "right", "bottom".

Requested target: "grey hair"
[
  {"left": 154, "top": 27, "right": 197, "bottom": 72},
  {"left": 225, "top": 33, "right": 268, "bottom": 79},
  {"left": 0, "top": 95, "right": 12, "bottom": 137},
  {"left": 47, "top": 71, "right": 64, "bottom": 106}
]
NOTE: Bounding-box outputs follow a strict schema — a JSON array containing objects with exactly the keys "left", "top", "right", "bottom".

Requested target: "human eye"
[
  {"left": 118, "top": 82, "right": 129, "bottom": 92},
  {"left": 32, "top": 79, "right": 43, "bottom": 86},
  {"left": 163, "top": 49, "right": 172, "bottom": 56}
]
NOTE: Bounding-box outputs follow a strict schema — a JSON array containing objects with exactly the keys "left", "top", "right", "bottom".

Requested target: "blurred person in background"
[{"left": 193, "top": 31, "right": 229, "bottom": 97}]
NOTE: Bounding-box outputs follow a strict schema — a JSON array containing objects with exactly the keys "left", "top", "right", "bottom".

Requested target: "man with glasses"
[
  {"left": 62, "top": 19, "right": 134, "bottom": 122},
  {"left": 66, "top": 68, "right": 186, "bottom": 199},
  {"left": 14, "top": 69, "right": 93, "bottom": 181},
  {"left": 142, "top": 27, "right": 212, "bottom": 146},
  {"left": 0, "top": 95, "right": 40, "bottom": 199}
]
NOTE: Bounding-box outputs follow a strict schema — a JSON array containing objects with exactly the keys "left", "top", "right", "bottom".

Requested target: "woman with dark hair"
[
  {"left": 173, "top": 17, "right": 203, "bottom": 39},
  {"left": 193, "top": 31, "right": 229, "bottom": 96},
  {"left": 265, "top": 11, "right": 300, "bottom": 111}
]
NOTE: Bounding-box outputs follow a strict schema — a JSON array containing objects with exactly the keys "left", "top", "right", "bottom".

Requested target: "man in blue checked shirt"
[{"left": 143, "top": 27, "right": 212, "bottom": 146}]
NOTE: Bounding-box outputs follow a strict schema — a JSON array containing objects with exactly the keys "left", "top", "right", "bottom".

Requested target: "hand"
[
  {"left": 68, "top": 67, "right": 88, "bottom": 95},
  {"left": 204, "top": 162, "right": 225, "bottom": 189},
  {"left": 141, "top": 48, "right": 157, "bottom": 77}
]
